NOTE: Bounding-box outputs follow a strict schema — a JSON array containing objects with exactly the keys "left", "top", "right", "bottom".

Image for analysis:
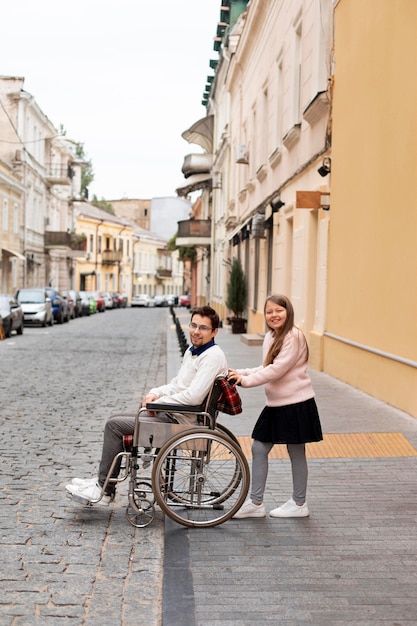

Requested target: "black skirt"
[{"left": 251, "top": 397, "right": 323, "bottom": 444}]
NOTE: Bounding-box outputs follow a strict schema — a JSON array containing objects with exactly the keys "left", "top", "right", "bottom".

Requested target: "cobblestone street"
[{"left": 0, "top": 308, "right": 168, "bottom": 625}]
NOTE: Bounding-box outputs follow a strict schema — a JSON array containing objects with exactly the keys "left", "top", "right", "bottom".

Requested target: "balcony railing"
[
  {"left": 176, "top": 219, "right": 212, "bottom": 247},
  {"left": 45, "top": 164, "right": 72, "bottom": 185},
  {"left": 44, "top": 231, "right": 87, "bottom": 251},
  {"left": 102, "top": 250, "right": 123, "bottom": 264},
  {"left": 156, "top": 268, "right": 172, "bottom": 279}
]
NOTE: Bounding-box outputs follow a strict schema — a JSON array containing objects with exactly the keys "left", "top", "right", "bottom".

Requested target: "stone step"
[{"left": 240, "top": 333, "right": 264, "bottom": 346}]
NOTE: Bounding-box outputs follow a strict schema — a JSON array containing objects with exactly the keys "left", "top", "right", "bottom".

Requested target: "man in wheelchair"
[{"left": 66, "top": 306, "right": 228, "bottom": 506}]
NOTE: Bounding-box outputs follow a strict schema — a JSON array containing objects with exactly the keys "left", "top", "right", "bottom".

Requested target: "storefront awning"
[{"left": 2, "top": 247, "right": 26, "bottom": 261}]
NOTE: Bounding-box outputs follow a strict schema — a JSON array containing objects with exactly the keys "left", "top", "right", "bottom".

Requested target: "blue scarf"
[{"left": 189, "top": 338, "right": 216, "bottom": 357}]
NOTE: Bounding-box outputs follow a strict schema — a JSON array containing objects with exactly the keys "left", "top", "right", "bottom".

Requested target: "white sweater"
[
  {"left": 236, "top": 328, "right": 315, "bottom": 407},
  {"left": 149, "top": 344, "right": 228, "bottom": 407}
]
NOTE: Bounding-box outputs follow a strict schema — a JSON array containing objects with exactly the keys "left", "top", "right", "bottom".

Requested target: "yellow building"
[
  {"left": 326, "top": 0, "right": 416, "bottom": 416},
  {"left": 131, "top": 225, "right": 184, "bottom": 300},
  {"left": 73, "top": 202, "right": 133, "bottom": 300}
]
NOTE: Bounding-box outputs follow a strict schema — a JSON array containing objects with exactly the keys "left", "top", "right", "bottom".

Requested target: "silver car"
[
  {"left": 0, "top": 294, "right": 24, "bottom": 337},
  {"left": 131, "top": 294, "right": 154, "bottom": 307},
  {"left": 16, "top": 288, "right": 53, "bottom": 327}
]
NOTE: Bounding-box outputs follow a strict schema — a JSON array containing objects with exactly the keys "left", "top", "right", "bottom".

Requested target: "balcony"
[
  {"left": 44, "top": 231, "right": 87, "bottom": 250},
  {"left": 182, "top": 153, "right": 213, "bottom": 178},
  {"left": 156, "top": 268, "right": 172, "bottom": 279},
  {"left": 102, "top": 250, "right": 123, "bottom": 264},
  {"left": 176, "top": 219, "right": 212, "bottom": 247},
  {"left": 45, "top": 164, "right": 72, "bottom": 185}
]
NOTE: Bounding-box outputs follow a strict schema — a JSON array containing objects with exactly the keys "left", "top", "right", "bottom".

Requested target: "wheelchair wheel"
[
  {"left": 126, "top": 481, "right": 155, "bottom": 528},
  {"left": 152, "top": 428, "right": 249, "bottom": 528},
  {"left": 163, "top": 425, "right": 243, "bottom": 507},
  {"left": 215, "top": 422, "right": 241, "bottom": 447}
]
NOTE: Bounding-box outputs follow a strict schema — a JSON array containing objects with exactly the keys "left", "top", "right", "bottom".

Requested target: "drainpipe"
[{"left": 95, "top": 219, "right": 104, "bottom": 290}]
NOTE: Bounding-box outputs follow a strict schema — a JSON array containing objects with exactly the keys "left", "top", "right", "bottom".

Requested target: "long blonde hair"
[{"left": 263, "top": 295, "right": 309, "bottom": 366}]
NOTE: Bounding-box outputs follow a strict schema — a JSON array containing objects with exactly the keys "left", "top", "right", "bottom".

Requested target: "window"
[
  {"left": 3, "top": 199, "right": 8, "bottom": 231},
  {"left": 89, "top": 234, "right": 94, "bottom": 253},
  {"left": 276, "top": 54, "right": 283, "bottom": 147},
  {"left": 292, "top": 16, "right": 302, "bottom": 125},
  {"left": 13, "top": 203, "right": 19, "bottom": 234}
]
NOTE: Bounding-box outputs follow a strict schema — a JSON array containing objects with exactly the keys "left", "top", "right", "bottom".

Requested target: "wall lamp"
[
  {"left": 270, "top": 198, "right": 285, "bottom": 212},
  {"left": 317, "top": 157, "right": 331, "bottom": 177}
]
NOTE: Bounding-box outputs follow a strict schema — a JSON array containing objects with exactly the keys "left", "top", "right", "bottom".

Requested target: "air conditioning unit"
[{"left": 236, "top": 145, "right": 249, "bottom": 164}]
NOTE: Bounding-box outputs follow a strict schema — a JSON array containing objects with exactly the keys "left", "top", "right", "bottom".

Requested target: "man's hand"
[{"left": 142, "top": 393, "right": 158, "bottom": 408}]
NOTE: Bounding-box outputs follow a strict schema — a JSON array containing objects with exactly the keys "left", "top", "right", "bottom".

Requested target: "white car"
[
  {"left": 102, "top": 292, "right": 114, "bottom": 309},
  {"left": 16, "top": 288, "right": 53, "bottom": 327},
  {"left": 131, "top": 294, "right": 154, "bottom": 307}
]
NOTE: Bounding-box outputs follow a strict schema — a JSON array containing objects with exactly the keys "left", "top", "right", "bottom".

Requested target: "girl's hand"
[{"left": 228, "top": 369, "right": 242, "bottom": 385}]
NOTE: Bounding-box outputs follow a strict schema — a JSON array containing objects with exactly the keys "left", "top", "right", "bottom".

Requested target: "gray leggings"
[{"left": 250, "top": 440, "right": 308, "bottom": 505}]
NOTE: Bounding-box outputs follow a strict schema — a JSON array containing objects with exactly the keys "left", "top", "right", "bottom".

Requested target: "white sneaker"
[
  {"left": 233, "top": 500, "right": 266, "bottom": 519},
  {"left": 65, "top": 482, "right": 112, "bottom": 506},
  {"left": 269, "top": 498, "right": 309, "bottom": 518},
  {"left": 70, "top": 477, "right": 97, "bottom": 487}
]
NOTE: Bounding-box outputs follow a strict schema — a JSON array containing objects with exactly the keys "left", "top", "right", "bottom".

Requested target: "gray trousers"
[
  {"left": 250, "top": 440, "right": 308, "bottom": 505},
  {"left": 98, "top": 411, "right": 195, "bottom": 493}
]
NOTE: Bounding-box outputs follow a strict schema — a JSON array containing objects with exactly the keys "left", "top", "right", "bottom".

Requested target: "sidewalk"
[{"left": 164, "top": 311, "right": 417, "bottom": 625}]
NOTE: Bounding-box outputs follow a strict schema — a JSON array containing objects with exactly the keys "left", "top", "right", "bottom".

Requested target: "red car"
[
  {"left": 89, "top": 291, "right": 106, "bottom": 312},
  {"left": 179, "top": 294, "right": 191, "bottom": 308}
]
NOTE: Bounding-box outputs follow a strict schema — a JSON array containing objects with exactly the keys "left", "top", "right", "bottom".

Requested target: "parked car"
[
  {"left": 62, "top": 291, "right": 75, "bottom": 320},
  {"left": 165, "top": 294, "right": 177, "bottom": 306},
  {"left": 153, "top": 294, "right": 167, "bottom": 307},
  {"left": 45, "top": 287, "right": 70, "bottom": 324},
  {"left": 112, "top": 292, "right": 127, "bottom": 308},
  {"left": 179, "top": 294, "right": 191, "bottom": 308},
  {"left": 66, "top": 290, "right": 83, "bottom": 318},
  {"left": 0, "top": 294, "right": 24, "bottom": 337},
  {"left": 88, "top": 291, "right": 106, "bottom": 312},
  {"left": 79, "top": 291, "right": 97, "bottom": 316},
  {"left": 131, "top": 294, "right": 154, "bottom": 307},
  {"left": 16, "top": 288, "right": 53, "bottom": 327},
  {"left": 102, "top": 292, "right": 114, "bottom": 309}
]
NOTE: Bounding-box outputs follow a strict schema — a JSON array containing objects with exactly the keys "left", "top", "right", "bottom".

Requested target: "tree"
[
  {"left": 226, "top": 258, "right": 247, "bottom": 319},
  {"left": 75, "top": 142, "right": 94, "bottom": 196},
  {"left": 91, "top": 195, "right": 115, "bottom": 215}
]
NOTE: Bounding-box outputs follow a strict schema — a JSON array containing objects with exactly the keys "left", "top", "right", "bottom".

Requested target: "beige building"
[
  {"left": 326, "top": 0, "right": 416, "bottom": 416},
  {"left": 0, "top": 76, "right": 85, "bottom": 292},
  {"left": 131, "top": 226, "right": 183, "bottom": 300},
  {"left": 177, "top": 0, "right": 416, "bottom": 417},
  {"left": 110, "top": 198, "right": 151, "bottom": 230},
  {"left": 73, "top": 202, "right": 134, "bottom": 298},
  {"left": 0, "top": 159, "right": 26, "bottom": 293}
]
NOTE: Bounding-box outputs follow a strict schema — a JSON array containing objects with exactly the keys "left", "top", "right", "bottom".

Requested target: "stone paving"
[
  {"left": 0, "top": 308, "right": 167, "bottom": 625},
  {"left": 1, "top": 307, "right": 417, "bottom": 626},
  {"left": 164, "top": 311, "right": 417, "bottom": 626}
]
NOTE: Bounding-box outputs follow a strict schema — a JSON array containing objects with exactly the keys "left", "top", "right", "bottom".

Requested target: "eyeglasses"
[{"left": 189, "top": 322, "right": 213, "bottom": 333}]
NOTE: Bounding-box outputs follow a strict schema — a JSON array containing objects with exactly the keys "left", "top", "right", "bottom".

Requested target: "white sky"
[{"left": 0, "top": 0, "right": 220, "bottom": 200}]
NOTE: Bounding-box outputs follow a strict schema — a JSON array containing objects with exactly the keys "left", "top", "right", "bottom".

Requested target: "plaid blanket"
[{"left": 216, "top": 377, "right": 243, "bottom": 415}]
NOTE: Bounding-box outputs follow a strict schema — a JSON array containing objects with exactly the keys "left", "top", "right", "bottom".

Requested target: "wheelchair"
[{"left": 76, "top": 377, "right": 250, "bottom": 529}]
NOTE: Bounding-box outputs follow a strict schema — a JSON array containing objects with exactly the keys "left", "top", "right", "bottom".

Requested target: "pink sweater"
[{"left": 236, "top": 328, "right": 315, "bottom": 407}]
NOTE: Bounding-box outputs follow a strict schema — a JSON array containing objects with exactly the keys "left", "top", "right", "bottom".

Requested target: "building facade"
[
  {"left": 177, "top": 0, "right": 416, "bottom": 417},
  {"left": 0, "top": 76, "right": 85, "bottom": 292},
  {"left": 326, "top": 0, "right": 416, "bottom": 416}
]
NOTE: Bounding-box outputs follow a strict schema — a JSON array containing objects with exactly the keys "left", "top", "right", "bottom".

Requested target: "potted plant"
[{"left": 226, "top": 258, "right": 247, "bottom": 334}]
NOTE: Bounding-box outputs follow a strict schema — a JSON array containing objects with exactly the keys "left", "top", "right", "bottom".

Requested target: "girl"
[{"left": 229, "top": 295, "right": 322, "bottom": 518}]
